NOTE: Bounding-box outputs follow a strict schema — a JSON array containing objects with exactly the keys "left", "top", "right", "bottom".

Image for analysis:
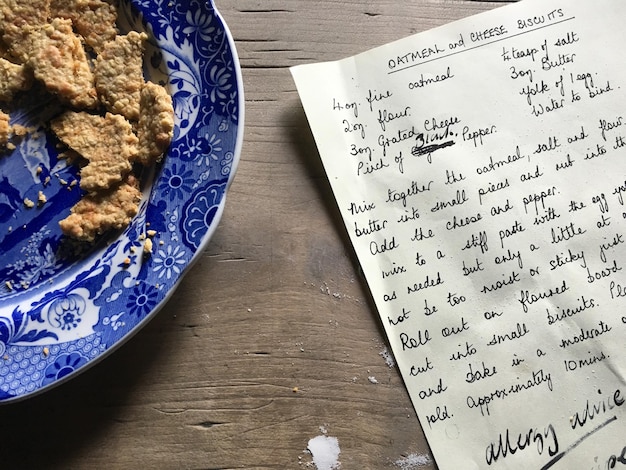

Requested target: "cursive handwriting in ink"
[{"left": 485, "top": 423, "right": 559, "bottom": 466}]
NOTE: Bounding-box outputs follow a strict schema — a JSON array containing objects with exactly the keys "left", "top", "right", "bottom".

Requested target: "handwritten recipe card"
[{"left": 291, "top": 0, "right": 626, "bottom": 468}]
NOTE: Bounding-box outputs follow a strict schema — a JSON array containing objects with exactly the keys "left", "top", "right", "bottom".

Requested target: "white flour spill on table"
[
  {"left": 379, "top": 346, "right": 396, "bottom": 367},
  {"left": 394, "top": 453, "right": 432, "bottom": 469},
  {"left": 307, "top": 435, "right": 341, "bottom": 470}
]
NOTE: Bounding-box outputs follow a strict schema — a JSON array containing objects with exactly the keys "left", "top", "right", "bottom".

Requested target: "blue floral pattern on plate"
[{"left": 0, "top": 0, "right": 243, "bottom": 402}]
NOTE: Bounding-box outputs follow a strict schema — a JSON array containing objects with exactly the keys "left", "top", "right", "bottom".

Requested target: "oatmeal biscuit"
[
  {"left": 0, "top": 110, "right": 9, "bottom": 146},
  {"left": 0, "top": 58, "right": 33, "bottom": 102},
  {"left": 59, "top": 174, "right": 142, "bottom": 242},
  {"left": 0, "top": 39, "right": 12, "bottom": 60},
  {"left": 0, "top": 111, "right": 28, "bottom": 150},
  {"left": 136, "top": 81, "right": 175, "bottom": 165},
  {"left": 0, "top": 0, "right": 50, "bottom": 28},
  {"left": 51, "top": 111, "right": 138, "bottom": 191},
  {"left": 50, "top": 0, "right": 118, "bottom": 54},
  {"left": 28, "top": 18, "right": 98, "bottom": 109},
  {"left": 0, "top": 0, "right": 51, "bottom": 62},
  {"left": 95, "top": 31, "right": 147, "bottom": 120}
]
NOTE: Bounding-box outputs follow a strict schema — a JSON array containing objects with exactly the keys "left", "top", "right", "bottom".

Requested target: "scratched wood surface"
[{"left": 0, "top": 1, "right": 510, "bottom": 469}]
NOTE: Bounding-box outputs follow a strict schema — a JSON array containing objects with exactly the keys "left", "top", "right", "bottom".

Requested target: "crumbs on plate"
[{"left": 0, "top": 0, "right": 175, "bottom": 243}]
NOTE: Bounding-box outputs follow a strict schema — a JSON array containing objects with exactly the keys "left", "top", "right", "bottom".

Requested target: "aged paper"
[{"left": 291, "top": 0, "right": 626, "bottom": 468}]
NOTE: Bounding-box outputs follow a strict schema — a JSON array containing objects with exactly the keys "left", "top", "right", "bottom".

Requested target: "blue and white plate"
[{"left": 0, "top": 0, "right": 243, "bottom": 402}]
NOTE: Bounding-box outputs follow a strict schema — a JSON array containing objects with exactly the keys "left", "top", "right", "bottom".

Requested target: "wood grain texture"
[{"left": 0, "top": 1, "right": 512, "bottom": 469}]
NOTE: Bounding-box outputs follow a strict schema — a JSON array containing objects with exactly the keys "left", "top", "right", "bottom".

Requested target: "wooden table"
[{"left": 0, "top": 1, "right": 510, "bottom": 468}]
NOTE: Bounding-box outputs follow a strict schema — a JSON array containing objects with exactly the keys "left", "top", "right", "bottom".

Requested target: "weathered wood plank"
[{"left": 0, "top": 1, "right": 513, "bottom": 468}]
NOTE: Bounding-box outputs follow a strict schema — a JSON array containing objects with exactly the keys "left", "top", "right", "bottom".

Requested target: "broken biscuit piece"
[
  {"left": 28, "top": 18, "right": 98, "bottom": 109},
  {"left": 136, "top": 81, "right": 175, "bottom": 165},
  {"left": 0, "top": 58, "right": 33, "bottom": 102},
  {"left": 59, "top": 174, "right": 142, "bottom": 242},
  {"left": 0, "top": 40, "right": 12, "bottom": 60},
  {"left": 95, "top": 31, "right": 147, "bottom": 121},
  {"left": 0, "top": 110, "right": 26, "bottom": 149},
  {"left": 51, "top": 111, "right": 138, "bottom": 191},
  {"left": 50, "top": 0, "right": 118, "bottom": 54},
  {"left": 0, "top": 110, "right": 10, "bottom": 147},
  {"left": 0, "top": 0, "right": 51, "bottom": 62},
  {"left": 0, "top": 0, "right": 50, "bottom": 30}
]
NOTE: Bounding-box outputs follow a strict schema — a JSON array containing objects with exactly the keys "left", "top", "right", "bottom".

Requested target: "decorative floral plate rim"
[{"left": 0, "top": 0, "right": 243, "bottom": 403}]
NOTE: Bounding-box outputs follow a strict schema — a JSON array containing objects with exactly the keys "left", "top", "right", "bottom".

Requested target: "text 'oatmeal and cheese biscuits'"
[
  {"left": 51, "top": 111, "right": 138, "bottom": 192},
  {"left": 59, "top": 174, "right": 142, "bottom": 242}
]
